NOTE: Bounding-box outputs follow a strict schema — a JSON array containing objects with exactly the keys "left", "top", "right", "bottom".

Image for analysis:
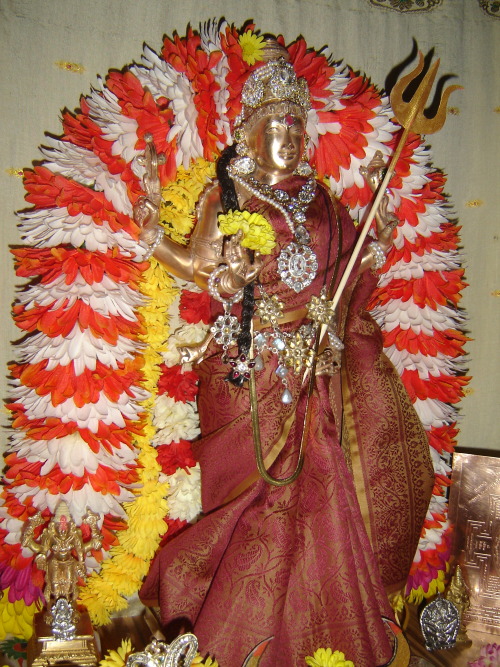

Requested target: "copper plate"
[{"left": 449, "top": 452, "right": 500, "bottom": 635}]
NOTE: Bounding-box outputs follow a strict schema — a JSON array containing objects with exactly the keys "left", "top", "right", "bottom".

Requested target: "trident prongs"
[
  {"left": 319, "top": 49, "right": 462, "bottom": 332},
  {"left": 391, "top": 51, "right": 463, "bottom": 135}
]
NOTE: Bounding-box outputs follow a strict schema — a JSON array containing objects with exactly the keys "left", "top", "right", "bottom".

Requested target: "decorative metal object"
[
  {"left": 22, "top": 501, "right": 102, "bottom": 623},
  {"left": 126, "top": 635, "right": 198, "bottom": 667},
  {"left": 51, "top": 598, "right": 76, "bottom": 641},
  {"left": 420, "top": 595, "right": 459, "bottom": 651},
  {"left": 277, "top": 241, "right": 318, "bottom": 293},
  {"left": 27, "top": 610, "right": 98, "bottom": 666},
  {"left": 23, "top": 501, "right": 102, "bottom": 666},
  {"left": 448, "top": 452, "right": 500, "bottom": 634},
  {"left": 445, "top": 564, "right": 471, "bottom": 645}
]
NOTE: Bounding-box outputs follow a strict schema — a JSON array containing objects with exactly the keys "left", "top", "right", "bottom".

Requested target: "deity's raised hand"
[
  {"left": 360, "top": 150, "right": 399, "bottom": 253},
  {"left": 134, "top": 136, "right": 164, "bottom": 245}
]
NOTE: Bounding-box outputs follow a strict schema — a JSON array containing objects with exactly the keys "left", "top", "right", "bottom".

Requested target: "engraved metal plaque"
[{"left": 449, "top": 452, "right": 500, "bottom": 635}]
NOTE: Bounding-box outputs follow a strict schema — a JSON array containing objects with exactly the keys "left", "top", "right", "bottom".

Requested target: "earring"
[
  {"left": 232, "top": 128, "right": 256, "bottom": 175},
  {"left": 294, "top": 136, "right": 313, "bottom": 176}
]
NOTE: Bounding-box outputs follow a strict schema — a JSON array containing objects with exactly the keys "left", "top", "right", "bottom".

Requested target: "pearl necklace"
[{"left": 229, "top": 168, "right": 318, "bottom": 293}]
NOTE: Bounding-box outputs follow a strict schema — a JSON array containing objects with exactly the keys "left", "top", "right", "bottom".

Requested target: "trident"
[{"left": 327, "top": 52, "right": 462, "bottom": 315}]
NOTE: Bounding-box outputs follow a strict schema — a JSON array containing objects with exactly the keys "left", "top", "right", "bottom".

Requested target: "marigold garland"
[
  {"left": 80, "top": 161, "right": 213, "bottom": 624},
  {"left": 218, "top": 209, "right": 276, "bottom": 254},
  {"left": 0, "top": 589, "right": 41, "bottom": 641}
]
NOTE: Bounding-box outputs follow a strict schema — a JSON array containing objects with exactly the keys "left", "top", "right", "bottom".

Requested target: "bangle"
[
  {"left": 143, "top": 227, "right": 164, "bottom": 260},
  {"left": 207, "top": 265, "right": 244, "bottom": 304},
  {"left": 368, "top": 241, "right": 386, "bottom": 271}
]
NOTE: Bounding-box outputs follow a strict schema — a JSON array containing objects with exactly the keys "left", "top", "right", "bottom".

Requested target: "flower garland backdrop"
[{"left": 0, "top": 19, "right": 468, "bottom": 639}]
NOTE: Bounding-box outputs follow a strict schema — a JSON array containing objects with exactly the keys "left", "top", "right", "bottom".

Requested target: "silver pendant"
[
  {"left": 420, "top": 595, "right": 460, "bottom": 651},
  {"left": 210, "top": 312, "right": 240, "bottom": 348},
  {"left": 277, "top": 242, "right": 318, "bottom": 293}
]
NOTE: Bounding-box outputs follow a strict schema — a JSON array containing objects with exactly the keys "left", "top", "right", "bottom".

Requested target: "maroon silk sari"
[{"left": 140, "top": 177, "right": 434, "bottom": 666}]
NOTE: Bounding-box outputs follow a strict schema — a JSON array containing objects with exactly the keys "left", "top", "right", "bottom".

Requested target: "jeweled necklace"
[{"left": 229, "top": 168, "right": 318, "bottom": 293}]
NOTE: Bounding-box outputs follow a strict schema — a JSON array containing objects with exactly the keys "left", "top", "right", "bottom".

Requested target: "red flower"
[
  {"left": 162, "top": 28, "right": 225, "bottom": 157},
  {"left": 287, "top": 38, "right": 334, "bottom": 107},
  {"left": 373, "top": 270, "right": 467, "bottom": 309},
  {"left": 10, "top": 358, "right": 143, "bottom": 408},
  {"left": 401, "top": 369, "right": 470, "bottom": 403},
  {"left": 13, "top": 300, "right": 142, "bottom": 343},
  {"left": 179, "top": 289, "right": 211, "bottom": 324},
  {"left": 157, "top": 364, "right": 198, "bottom": 402},
  {"left": 23, "top": 167, "right": 136, "bottom": 237},
  {"left": 106, "top": 70, "right": 178, "bottom": 185},
  {"left": 428, "top": 424, "right": 459, "bottom": 455},
  {"left": 220, "top": 24, "right": 259, "bottom": 127},
  {"left": 156, "top": 440, "right": 197, "bottom": 475},
  {"left": 381, "top": 326, "right": 468, "bottom": 358},
  {"left": 159, "top": 517, "right": 188, "bottom": 546},
  {"left": 12, "top": 246, "right": 145, "bottom": 290}
]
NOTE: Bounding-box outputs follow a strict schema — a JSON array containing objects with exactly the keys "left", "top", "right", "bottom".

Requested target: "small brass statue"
[
  {"left": 22, "top": 501, "right": 102, "bottom": 666},
  {"left": 22, "top": 501, "right": 102, "bottom": 622},
  {"left": 446, "top": 564, "right": 472, "bottom": 645}
]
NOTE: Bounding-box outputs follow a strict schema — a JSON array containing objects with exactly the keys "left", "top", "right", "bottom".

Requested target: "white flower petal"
[{"left": 165, "top": 464, "right": 201, "bottom": 522}]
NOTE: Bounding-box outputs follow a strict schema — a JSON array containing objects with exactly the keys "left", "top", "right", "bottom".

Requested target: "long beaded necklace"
[
  {"left": 213, "top": 161, "right": 344, "bottom": 486},
  {"left": 229, "top": 168, "right": 318, "bottom": 293}
]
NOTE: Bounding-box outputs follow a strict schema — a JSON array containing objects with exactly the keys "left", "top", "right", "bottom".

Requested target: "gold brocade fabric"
[
  {"left": 140, "top": 177, "right": 433, "bottom": 665},
  {"left": 341, "top": 275, "right": 435, "bottom": 591}
]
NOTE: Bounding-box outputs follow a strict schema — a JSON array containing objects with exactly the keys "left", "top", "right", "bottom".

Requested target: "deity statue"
[
  {"left": 446, "top": 564, "right": 471, "bottom": 644},
  {"left": 137, "top": 38, "right": 434, "bottom": 666},
  {"left": 22, "top": 502, "right": 102, "bottom": 623}
]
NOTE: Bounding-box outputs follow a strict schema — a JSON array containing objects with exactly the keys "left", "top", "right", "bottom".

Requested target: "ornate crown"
[{"left": 237, "top": 38, "right": 311, "bottom": 130}]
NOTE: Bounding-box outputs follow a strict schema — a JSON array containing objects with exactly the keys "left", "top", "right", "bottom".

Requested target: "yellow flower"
[
  {"left": 0, "top": 590, "right": 41, "bottom": 640},
  {"left": 239, "top": 31, "right": 265, "bottom": 65},
  {"left": 218, "top": 210, "right": 276, "bottom": 254},
  {"left": 99, "top": 638, "right": 134, "bottom": 667},
  {"left": 160, "top": 158, "right": 216, "bottom": 243},
  {"left": 389, "top": 592, "right": 405, "bottom": 613},
  {"left": 305, "top": 648, "right": 355, "bottom": 667},
  {"left": 192, "top": 654, "right": 219, "bottom": 666}
]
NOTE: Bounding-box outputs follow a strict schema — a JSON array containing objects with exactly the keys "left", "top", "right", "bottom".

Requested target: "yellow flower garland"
[
  {"left": 217, "top": 209, "right": 276, "bottom": 254},
  {"left": 80, "top": 158, "right": 215, "bottom": 625},
  {"left": 0, "top": 589, "right": 41, "bottom": 640}
]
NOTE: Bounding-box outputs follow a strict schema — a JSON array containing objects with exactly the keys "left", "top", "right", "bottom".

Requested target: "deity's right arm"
[
  {"left": 143, "top": 182, "right": 224, "bottom": 289},
  {"left": 21, "top": 512, "right": 46, "bottom": 554}
]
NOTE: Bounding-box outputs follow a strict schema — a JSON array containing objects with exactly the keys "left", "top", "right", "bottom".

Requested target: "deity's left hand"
[
  {"left": 360, "top": 150, "right": 399, "bottom": 254},
  {"left": 220, "top": 230, "right": 263, "bottom": 293}
]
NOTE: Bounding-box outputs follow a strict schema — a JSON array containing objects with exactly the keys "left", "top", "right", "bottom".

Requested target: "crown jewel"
[{"left": 241, "top": 57, "right": 311, "bottom": 115}]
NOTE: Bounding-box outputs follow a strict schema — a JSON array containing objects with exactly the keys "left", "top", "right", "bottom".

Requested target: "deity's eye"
[{"left": 265, "top": 122, "right": 281, "bottom": 134}]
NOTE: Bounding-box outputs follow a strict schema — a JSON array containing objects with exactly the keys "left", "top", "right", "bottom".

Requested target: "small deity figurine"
[
  {"left": 22, "top": 501, "right": 102, "bottom": 623},
  {"left": 446, "top": 564, "right": 471, "bottom": 644}
]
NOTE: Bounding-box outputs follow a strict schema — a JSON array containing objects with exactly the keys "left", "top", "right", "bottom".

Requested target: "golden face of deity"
[{"left": 246, "top": 111, "right": 305, "bottom": 185}]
